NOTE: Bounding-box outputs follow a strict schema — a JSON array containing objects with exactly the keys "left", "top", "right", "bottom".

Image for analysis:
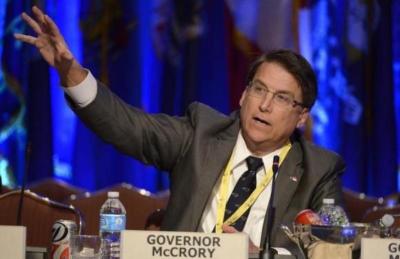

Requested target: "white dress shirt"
[{"left": 200, "top": 132, "right": 283, "bottom": 246}]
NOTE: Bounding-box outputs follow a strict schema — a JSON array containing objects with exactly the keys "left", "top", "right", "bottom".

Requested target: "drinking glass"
[{"left": 70, "top": 235, "right": 103, "bottom": 259}]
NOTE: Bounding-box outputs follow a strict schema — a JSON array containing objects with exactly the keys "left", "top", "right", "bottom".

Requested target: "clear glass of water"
[{"left": 70, "top": 235, "right": 104, "bottom": 259}]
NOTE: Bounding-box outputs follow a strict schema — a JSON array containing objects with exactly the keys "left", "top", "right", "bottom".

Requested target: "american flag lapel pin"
[{"left": 289, "top": 176, "right": 298, "bottom": 182}]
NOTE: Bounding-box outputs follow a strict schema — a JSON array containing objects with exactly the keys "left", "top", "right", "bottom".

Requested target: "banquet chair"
[
  {"left": 342, "top": 187, "right": 384, "bottom": 222},
  {"left": 0, "top": 185, "right": 12, "bottom": 194},
  {"left": 68, "top": 183, "right": 169, "bottom": 235},
  {"left": 383, "top": 192, "right": 400, "bottom": 207},
  {"left": 28, "top": 177, "right": 87, "bottom": 203},
  {"left": 0, "top": 189, "right": 83, "bottom": 248}
]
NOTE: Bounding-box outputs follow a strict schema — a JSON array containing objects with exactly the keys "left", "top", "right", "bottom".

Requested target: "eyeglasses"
[{"left": 247, "top": 81, "right": 305, "bottom": 108}]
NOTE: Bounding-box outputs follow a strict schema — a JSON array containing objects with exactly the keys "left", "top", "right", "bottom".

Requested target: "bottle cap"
[
  {"left": 108, "top": 191, "right": 119, "bottom": 198},
  {"left": 322, "top": 198, "right": 334, "bottom": 204}
]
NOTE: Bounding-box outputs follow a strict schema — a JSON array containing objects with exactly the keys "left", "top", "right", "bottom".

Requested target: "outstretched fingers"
[
  {"left": 43, "top": 14, "right": 62, "bottom": 38},
  {"left": 32, "top": 6, "right": 46, "bottom": 24},
  {"left": 21, "top": 6, "right": 61, "bottom": 39},
  {"left": 21, "top": 12, "right": 42, "bottom": 35},
  {"left": 14, "top": 33, "right": 36, "bottom": 45}
]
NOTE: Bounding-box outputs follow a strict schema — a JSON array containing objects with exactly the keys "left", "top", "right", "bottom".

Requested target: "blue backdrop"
[{"left": 0, "top": 0, "right": 399, "bottom": 196}]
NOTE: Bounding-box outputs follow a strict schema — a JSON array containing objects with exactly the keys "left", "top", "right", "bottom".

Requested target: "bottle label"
[{"left": 100, "top": 214, "right": 126, "bottom": 231}]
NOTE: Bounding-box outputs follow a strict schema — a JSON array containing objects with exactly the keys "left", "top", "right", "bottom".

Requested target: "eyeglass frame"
[{"left": 246, "top": 80, "right": 306, "bottom": 109}]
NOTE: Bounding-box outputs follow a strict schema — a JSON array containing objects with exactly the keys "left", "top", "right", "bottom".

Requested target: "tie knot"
[{"left": 245, "top": 156, "right": 263, "bottom": 172}]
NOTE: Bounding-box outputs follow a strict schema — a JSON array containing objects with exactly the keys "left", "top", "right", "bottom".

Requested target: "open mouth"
[{"left": 253, "top": 116, "right": 270, "bottom": 126}]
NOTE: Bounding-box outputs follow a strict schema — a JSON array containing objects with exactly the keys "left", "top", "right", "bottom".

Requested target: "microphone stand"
[
  {"left": 17, "top": 142, "right": 31, "bottom": 225},
  {"left": 260, "top": 156, "right": 280, "bottom": 259}
]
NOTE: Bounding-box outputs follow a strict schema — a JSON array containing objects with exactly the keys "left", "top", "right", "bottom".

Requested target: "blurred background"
[{"left": 0, "top": 0, "right": 399, "bottom": 196}]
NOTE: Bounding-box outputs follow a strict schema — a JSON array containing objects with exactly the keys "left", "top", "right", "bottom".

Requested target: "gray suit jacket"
[{"left": 72, "top": 83, "right": 345, "bottom": 257}]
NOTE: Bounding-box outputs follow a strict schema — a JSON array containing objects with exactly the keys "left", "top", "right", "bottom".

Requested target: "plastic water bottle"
[
  {"left": 100, "top": 191, "right": 126, "bottom": 258},
  {"left": 317, "top": 198, "right": 349, "bottom": 226}
]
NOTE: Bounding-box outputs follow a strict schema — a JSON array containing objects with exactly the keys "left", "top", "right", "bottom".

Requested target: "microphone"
[
  {"left": 17, "top": 142, "right": 31, "bottom": 225},
  {"left": 260, "top": 155, "right": 280, "bottom": 259},
  {"left": 375, "top": 214, "right": 395, "bottom": 238},
  {"left": 272, "top": 156, "right": 279, "bottom": 174},
  {"left": 379, "top": 214, "right": 395, "bottom": 228}
]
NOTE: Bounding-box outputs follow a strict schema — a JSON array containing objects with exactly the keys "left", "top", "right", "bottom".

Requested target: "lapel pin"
[{"left": 290, "top": 176, "right": 298, "bottom": 182}]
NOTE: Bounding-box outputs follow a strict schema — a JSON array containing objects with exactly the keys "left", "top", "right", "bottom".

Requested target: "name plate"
[
  {"left": 0, "top": 225, "right": 26, "bottom": 259},
  {"left": 361, "top": 238, "right": 400, "bottom": 259},
  {"left": 120, "top": 230, "right": 248, "bottom": 259}
]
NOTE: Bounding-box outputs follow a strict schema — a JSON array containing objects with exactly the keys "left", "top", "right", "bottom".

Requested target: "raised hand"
[{"left": 14, "top": 6, "right": 86, "bottom": 87}]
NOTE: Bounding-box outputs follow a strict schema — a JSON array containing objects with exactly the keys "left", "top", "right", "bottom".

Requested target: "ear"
[
  {"left": 239, "top": 89, "right": 248, "bottom": 107},
  {"left": 296, "top": 109, "right": 309, "bottom": 128}
]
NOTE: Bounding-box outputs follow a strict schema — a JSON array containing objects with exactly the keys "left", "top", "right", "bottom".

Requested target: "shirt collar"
[{"left": 232, "top": 131, "right": 285, "bottom": 173}]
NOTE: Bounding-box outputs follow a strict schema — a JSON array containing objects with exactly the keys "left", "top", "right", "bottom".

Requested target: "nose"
[{"left": 259, "top": 93, "right": 273, "bottom": 112}]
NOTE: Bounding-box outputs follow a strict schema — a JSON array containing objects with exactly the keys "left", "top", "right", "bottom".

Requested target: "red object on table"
[{"left": 295, "top": 209, "right": 324, "bottom": 225}]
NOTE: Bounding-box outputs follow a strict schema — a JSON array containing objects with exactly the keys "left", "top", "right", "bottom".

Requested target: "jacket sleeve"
[
  {"left": 70, "top": 82, "right": 194, "bottom": 171},
  {"left": 309, "top": 155, "right": 346, "bottom": 211}
]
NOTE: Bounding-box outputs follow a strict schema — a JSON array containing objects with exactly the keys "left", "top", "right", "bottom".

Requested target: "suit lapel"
[
  {"left": 273, "top": 140, "right": 304, "bottom": 221},
  {"left": 260, "top": 140, "right": 304, "bottom": 243},
  {"left": 193, "top": 118, "right": 240, "bottom": 230}
]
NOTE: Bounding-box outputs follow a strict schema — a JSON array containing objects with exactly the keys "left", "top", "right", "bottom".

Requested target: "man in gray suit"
[{"left": 16, "top": 6, "right": 345, "bottom": 257}]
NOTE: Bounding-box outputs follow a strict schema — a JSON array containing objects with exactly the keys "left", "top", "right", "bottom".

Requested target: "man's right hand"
[
  {"left": 222, "top": 225, "right": 262, "bottom": 254},
  {"left": 14, "top": 6, "right": 87, "bottom": 87}
]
